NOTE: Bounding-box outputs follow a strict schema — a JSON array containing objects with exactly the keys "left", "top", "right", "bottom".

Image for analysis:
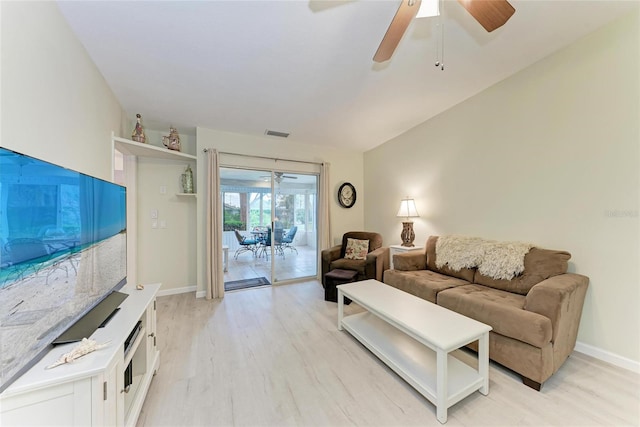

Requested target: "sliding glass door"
[
  {"left": 220, "top": 167, "right": 318, "bottom": 286},
  {"left": 272, "top": 172, "right": 318, "bottom": 282}
]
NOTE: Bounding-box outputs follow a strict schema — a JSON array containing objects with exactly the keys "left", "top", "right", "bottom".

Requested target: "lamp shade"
[{"left": 396, "top": 198, "right": 419, "bottom": 218}]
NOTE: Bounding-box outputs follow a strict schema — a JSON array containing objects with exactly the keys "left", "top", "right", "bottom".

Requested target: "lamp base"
[{"left": 400, "top": 221, "right": 415, "bottom": 247}]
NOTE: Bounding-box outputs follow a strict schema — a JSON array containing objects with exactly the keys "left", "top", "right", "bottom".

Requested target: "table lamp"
[{"left": 396, "top": 198, "right": 419, "bottom": 247}]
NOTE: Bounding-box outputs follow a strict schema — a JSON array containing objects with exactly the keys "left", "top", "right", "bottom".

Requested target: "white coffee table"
[{"left": 337, "top": 279, "right": 492, "bottom": 424}]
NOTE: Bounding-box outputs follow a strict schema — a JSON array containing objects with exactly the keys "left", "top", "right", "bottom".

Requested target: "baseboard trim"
[
  {"left": 574, "top": 341, "right": 640, "bottom": 374},
  {"left": 155, "top": 286, "right": 208, "bottom": 299},
  {"left": 157, "top": 285, "right": 197, "bottom": 297}
]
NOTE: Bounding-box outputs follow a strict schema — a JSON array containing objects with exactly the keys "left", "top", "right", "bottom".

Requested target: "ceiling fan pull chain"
[
  {"left": 434, "top": 0, "right": 444, "bottom": 71},
  {"left": 440, "top": 20, "right": 445, "bottom": 70},
  {"left": 434, "top": 24, "right": 440, "bottom": 68},
  {"left": 439, "top": 0, "right": 445, "bottom": 70},
  {"left": 434, "top": 19, "right": 441, "bottom": 67}
]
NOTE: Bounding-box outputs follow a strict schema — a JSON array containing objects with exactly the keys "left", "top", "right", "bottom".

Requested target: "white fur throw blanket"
[{"left": 436, "top": 235, "right": 533, "bottom": 280}]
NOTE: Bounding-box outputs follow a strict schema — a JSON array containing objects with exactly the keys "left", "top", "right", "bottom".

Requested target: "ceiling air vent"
[{"left": 265, "top": 129, "right": 290, "bottom": 138}]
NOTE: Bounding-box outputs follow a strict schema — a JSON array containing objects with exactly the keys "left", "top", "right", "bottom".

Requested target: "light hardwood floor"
[{"left": 137, "top": 281, "right": 640, "bottom": 426}]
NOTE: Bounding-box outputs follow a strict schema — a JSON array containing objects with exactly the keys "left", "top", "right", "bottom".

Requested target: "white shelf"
[
  {"left": 124, "top": 374, "right": 144, "bottom": 422},
  {"left": 123, "top": 326, "right": 146, "bottom": 368},
  {"left": 113, "top": 136, "right": 196, "bottom": 161},
  {"left": 342, "top": 312, "right": 484, "bottom": 409}
]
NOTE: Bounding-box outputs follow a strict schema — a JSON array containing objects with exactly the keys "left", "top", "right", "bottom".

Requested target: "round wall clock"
[{"left": 338, "top": 182, "right": 356, "bottom": 208}]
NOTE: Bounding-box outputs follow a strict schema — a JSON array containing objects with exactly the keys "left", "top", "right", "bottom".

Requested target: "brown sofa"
[
  {"left": 321, "top": 231, "right": 389, "bottom": 287},
  {"left": 383, "top": 235, "right": 589, "bottom": 391}
]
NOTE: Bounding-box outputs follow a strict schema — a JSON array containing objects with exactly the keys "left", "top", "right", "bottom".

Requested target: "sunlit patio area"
[{"left": 223, "top": 243, "right": 317, "bottom": 285}]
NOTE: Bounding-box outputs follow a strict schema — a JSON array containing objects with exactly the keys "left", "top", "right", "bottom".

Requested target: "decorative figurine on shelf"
[
  {"left": 181, "top": 165, "right": 194, "bottom": 193},
  {"left": 131, "top": 113, "right": 146, "bottom": 143},
  {"left": 162, "top": 127, "right": 181, "bottom": 152}
]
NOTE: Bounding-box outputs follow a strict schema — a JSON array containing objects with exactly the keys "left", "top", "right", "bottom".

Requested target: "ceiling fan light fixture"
[{"left": 416, "top": 0, "right": 439, "bottom": 18}]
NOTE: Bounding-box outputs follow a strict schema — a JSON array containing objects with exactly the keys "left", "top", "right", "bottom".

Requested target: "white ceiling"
[{"left": 57, "top": 0, "right": 637, "bottom": 151}]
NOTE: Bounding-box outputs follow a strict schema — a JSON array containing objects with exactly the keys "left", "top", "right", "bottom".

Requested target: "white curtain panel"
[
  {"left": 319, "top": 162, "right": 331, "bottom": 252},
  {"left": 205, "top": 149, "right": 224, "bottom": 299}
]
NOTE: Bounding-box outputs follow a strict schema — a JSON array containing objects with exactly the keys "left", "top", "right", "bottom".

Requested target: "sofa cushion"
[
  {"left": 426, "top": 236, "right": 475, "bottom": 282},
  {"left": 437, "top": 284, "right": 552, "bottom": 348},
  {"left": 474, "top": 248, "right": 571, "bottom": 295},
  {"left": 393, "top": 250, "right": 427, "bottom": 271},
  {"left": 331, "top": 258, "right": 366, "bottom": 274},
  {"left": 383, "top": 269, "right": 470, "bottom": 304}
]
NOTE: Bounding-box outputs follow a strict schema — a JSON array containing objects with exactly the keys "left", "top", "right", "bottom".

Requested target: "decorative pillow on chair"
[{"left": 344, "top": 238, "right": 369, "bottom": 260}]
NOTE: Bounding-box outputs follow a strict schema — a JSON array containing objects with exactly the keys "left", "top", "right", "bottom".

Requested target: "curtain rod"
[{"left": 202, "top": 149, "right": 323, "bottom": 166}]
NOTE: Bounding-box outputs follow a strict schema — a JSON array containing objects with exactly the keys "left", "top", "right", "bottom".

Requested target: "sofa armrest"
[
  {"left": 393, "top": 251, "right": 427, "bottom": 271},
  {"left": 366, "top": 246, "right": 390, "bottom": 282},
  {"left": 525, "top": 273, "right": 589, "bottom": 354},
  {"left": 321, "top": 245, "right": 342, "bottom": 286}
]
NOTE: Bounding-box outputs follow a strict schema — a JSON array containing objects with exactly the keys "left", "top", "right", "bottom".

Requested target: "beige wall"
[
  {"left": 132, "top": 128, "right": 198, "bottom": 293},
  {"left": 364, "top": 11, "right": 640, "bottom": 367},
  {"left": 1, "top": 1, "right": 125, "bottom": 181},
  {"left": 2, "top": 0, "right": 127, "bottom": 292},
  {"left": 196, "top": 127, "right": 365, "bottom": 294},
  {"left": 1, "top": 0, "right": 132, "bottom": 285}
]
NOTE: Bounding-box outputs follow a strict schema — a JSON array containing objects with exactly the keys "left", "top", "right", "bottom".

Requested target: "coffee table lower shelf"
[{"left": 341, "top": 312, "right": 484, "bottom": 422}]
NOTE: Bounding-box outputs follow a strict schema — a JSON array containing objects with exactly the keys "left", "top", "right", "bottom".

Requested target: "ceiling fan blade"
[
  {"left": 457, "top": 0, "right": 515, "bottom": 32},
  {"left": 373, "top": 0, "right": 421, "bottom": 63}
]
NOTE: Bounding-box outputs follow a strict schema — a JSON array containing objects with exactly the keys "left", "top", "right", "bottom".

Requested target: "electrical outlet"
[{"left": 159, "top": 185, "right": 167, "bottom": 194}]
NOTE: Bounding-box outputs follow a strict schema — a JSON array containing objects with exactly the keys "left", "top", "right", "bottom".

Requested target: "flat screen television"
[{"left": 0, "top": 147, "right": 127, "bottom": 393}]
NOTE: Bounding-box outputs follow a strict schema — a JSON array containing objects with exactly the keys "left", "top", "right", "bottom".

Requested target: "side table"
[{"left": 390, "top": 244, "right": 424, "bottom": 269}]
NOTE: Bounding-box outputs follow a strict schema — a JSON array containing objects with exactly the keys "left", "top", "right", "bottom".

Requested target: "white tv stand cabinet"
[{"left": 0, "top": 283, "right": 160, "bottom": 427}]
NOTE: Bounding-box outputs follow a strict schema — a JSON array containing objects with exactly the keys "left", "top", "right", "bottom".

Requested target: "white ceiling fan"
[
  {"left": 261, "top": 172, "right": 298, "bottom": 184},
  {"left": 373, "top": 0, "right": 516, "bottom": 63}
]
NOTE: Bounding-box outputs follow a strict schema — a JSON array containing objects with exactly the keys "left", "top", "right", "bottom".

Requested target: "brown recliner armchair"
[{"left": 321, "top": 231, "right": 389, "bottom": 287}]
